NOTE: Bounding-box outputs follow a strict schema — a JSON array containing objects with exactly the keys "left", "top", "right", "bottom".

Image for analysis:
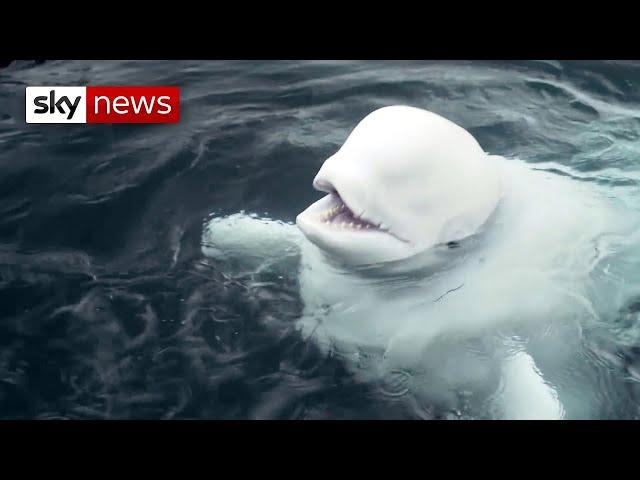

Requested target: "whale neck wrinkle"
[{"left": 302, "top": 229, "right": 479, "bottom": 301}]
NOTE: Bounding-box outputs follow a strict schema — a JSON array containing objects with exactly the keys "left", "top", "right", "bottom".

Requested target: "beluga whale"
[
  {"left": 296, "top": 105, "right": 502, "bottom": 266},
  {"left": 202, "top": 105, "right": 632, "bottom": 419}
]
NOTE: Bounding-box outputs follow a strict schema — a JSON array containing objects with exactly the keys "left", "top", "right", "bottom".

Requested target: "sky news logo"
[{"left": 25, "top": 86, "right": 180, "bottom": 124}]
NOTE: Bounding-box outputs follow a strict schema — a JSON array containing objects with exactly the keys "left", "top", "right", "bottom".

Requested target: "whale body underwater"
[{"left": 202, "top": 106, "right": 638, "bottom": 419}]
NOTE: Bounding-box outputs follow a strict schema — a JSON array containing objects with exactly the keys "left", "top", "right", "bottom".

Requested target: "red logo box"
[{"left": 86, "top": 86, "right": 180, "bottom": 124}]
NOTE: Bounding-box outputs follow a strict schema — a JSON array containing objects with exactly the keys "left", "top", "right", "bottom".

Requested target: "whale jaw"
[{"left": 296, "top": 190, "right": 416, "bottom": 266}]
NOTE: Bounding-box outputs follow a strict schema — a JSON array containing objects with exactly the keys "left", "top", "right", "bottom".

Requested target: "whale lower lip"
[
  {"left": 295, "top": 192, "right": 414, "bottom": 265},
  {"left": 296, "top": 190, "right": 409, "bottom": 244}
]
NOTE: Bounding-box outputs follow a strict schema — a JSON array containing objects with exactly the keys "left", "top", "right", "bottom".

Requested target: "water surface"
[{"left": 1, "top": 60, "right": 640, "bottom": 419}]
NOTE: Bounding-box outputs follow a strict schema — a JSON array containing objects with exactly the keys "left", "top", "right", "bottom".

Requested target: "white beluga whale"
[
  {"left": 296, "top": 106, "right": 502, "bottom": 265},
  {"left": 202, "top": 105, "right": 632, "bottom": 419}
]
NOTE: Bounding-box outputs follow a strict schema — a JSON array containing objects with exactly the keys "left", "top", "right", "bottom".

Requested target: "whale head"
[{"left": 296, "top": 105, "right": 503, "bottom": 266}]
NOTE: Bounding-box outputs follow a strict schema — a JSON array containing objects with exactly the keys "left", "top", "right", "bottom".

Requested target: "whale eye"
[{"left": 446, "top": 241, "right": 460, "bottom": 249}]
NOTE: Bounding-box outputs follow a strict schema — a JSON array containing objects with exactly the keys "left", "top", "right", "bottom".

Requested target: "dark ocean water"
[{"left": 1, "top": 60, "right": 640, "bottom": 419}]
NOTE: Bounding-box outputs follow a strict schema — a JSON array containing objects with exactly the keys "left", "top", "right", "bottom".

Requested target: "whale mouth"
[
  {"left": 296, "top": 178, "right": 414, "bottom": 265},
  {"left": 316, "top": 191, "right": 382, "bottom": 231},
  {"left": 307, "top": 176, "right": 406, "bottom": 240}
]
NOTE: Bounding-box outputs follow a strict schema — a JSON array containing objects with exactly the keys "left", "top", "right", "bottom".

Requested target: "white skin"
[
  {"left": 296, "top": 106, "right": 502, "bottom": 265},
  {"left": 203, "top": 106, "right": 629, "bottom": 419}
]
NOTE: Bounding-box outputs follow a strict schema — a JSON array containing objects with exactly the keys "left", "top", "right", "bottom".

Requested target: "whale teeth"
[
  {"left": 317, "top": 200, "right": 385, "bottom": 233},
  {"left": 321, "top": 205, "right": 343, "bottom": 220}
]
